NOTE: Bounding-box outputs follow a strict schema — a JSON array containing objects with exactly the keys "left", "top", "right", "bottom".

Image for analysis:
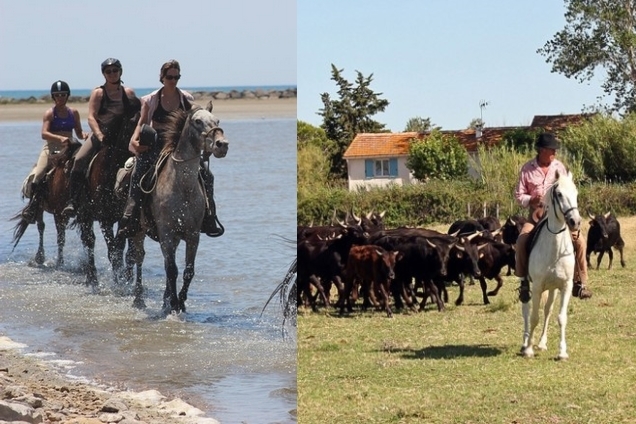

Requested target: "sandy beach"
[
  {"left": 0, "top": 95, "right": 296, "bottom": 123},
  {"left": 0, "top": 337, "right": 220, "bottom": 423}
]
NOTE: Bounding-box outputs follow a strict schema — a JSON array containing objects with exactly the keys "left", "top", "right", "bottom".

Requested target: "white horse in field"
[{"left": 521, "top": 171, "right": 581, "bottom": 360}]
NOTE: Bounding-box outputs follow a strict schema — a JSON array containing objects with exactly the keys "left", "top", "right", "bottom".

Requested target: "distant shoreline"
[
  {"left": 0, "top": 94, "right": 296, "bottom": 122},
  {"left": 0, "top": 87, "right": 297, "bottom": 103}
]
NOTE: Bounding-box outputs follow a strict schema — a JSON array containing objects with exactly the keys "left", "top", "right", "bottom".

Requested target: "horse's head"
[
  {"left": 550, "top": 171, "right": 581, "bottom": 231},
  {"left": 188, "top": 108, "right": 229, "bottom": 159}
]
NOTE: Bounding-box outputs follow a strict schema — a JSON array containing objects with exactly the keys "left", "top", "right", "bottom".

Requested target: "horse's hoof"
[
  {"left": 537, "top": 344, "right": 548, "bottom": 351},
  {"left": 556, "top": 354, "right": 569, "bottom": 361}
]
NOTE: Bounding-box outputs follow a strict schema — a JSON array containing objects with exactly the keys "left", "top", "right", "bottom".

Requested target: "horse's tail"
[
  {"left": 262, "top": 257, "right": 297, "bottom": 333},
  {"left": 9, "top": 208, "right": 30, "bottom": 250}
]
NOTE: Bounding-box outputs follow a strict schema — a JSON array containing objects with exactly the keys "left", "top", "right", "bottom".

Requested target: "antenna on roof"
[
  {"left": 476, "top": 100, "right": 489, "bottom": 138},
  {"left": 479, "top": 100, "right": 489, "bottom": 123}
]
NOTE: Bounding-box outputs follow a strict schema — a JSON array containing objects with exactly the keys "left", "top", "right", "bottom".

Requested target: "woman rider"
[
  {"left": 63, "top": 58, "right": 138, "bottom": 217},
  {"left": 22, "top": 80, "right": 88, "bottom": 223}
]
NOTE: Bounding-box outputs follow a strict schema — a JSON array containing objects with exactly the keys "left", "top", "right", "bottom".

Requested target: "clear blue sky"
[
  {"left": 298, "top": 0, "right": 607, "bottom": 132},
  {"left": 0, "top": 0, "right": 296, "bottom": 91}
]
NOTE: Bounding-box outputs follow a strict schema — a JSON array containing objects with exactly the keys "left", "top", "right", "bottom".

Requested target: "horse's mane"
[{"left": 159, "top": 106, "right": 202, "bottom": 156}]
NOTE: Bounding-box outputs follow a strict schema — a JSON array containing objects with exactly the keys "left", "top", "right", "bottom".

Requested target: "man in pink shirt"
[{"left": 514, "top": 132, "right": 591, "bottom": 301}]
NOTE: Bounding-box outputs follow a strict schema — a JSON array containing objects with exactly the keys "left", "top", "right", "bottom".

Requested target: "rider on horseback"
[
  {"left": 22, "top": 80, "right": 88, "bottom": 223},
  {"left": 514, "top": 132, "right": 592, "bottom": 301},
  {"left": 116, "top": 60, "right": 222, "bottom": 239},
  {"left": 63, "top": 58, "right": 137, "bottom": 217}
]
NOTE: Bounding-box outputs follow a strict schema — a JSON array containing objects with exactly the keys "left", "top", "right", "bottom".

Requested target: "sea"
[
  {"left": 0, "top": 100, "right": 297, "bottom": 424},
  {"left": 0, "top": 85, "right": 296, "bottom": 100}
]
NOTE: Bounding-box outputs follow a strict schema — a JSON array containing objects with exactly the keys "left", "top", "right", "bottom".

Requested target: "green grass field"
[{"left": 298, "top": 217, "right": 636, "bottom": 424}]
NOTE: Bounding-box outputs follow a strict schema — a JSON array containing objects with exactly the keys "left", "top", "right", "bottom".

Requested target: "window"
[
  {"left": 375, "top": 159, "right": 390, "bottom": 176},
  {"left": 365, "top": 158, "right": 398, "bottom": 178}
]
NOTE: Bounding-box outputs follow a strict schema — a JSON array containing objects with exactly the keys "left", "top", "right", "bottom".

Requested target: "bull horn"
[
  {"left": 351, "top": 207, "right": 360, "bottom": 222},
  {"left": 588, "top": 212, "right": 595, "bottom": 220},
  {"left": 425, "top": 238, "right": 437, "bottom": 248},
  {"left": 449, "top": 230, "right": 460, "bottom": 238},
  {"left": 375, "top": 249, "right": 384, "bottom": 256},
  {"left": 477, "top": 243, "right": 489, "bottom": 251},
  {"left": 466, "top": 231, "right": 482, "bottom": 241},
  {"left": 337, "top": 219, "right": 346, "bottom": 228},
  {"left": 454, "top": 243, "right": 465, "bottom": 252},
  {"left": 379, "top": 210, "right": 386, "bottom": 218},
  {"left": 491, "top": 228, "right": 502, "bottom": 237},
  {"left": 366, "top": 210, "right": 373, "bottom": 220},
  {"left": 604, "top": 211, "right": 611, "bottom": 219}
]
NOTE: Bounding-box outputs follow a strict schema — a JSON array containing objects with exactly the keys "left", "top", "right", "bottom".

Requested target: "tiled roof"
[
  {"left": 531, "top": 114, "right": 594, "bottom": 132},
  {"left": 344, "top": 114, "right": 593, "bottom": 158},
  {"left": 343, "top": 132, "right": 419, "bottom": 158}
]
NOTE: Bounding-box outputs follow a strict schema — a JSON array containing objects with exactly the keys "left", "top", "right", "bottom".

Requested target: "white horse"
[{"left": 521, "top": 171, "right": 581, "bottom": 360}]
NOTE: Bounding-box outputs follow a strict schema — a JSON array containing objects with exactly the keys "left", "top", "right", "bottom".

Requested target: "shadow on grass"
[{"left": 394, "top": 344, "right": 503, "bottom": 360}]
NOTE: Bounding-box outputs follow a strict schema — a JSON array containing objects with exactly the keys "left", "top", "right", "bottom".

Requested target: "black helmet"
[
  {"left": 50, "top": 80, "right": 70, "bottom": 97},
  {"left": 535, "top": 132, "right": 560, "bottom": 150},
  {"left": 101, "top": 57, "right": 122, "bottom": 72}
]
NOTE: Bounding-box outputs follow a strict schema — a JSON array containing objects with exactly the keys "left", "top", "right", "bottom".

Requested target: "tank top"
[
  {"left": 97, "top": 85, "right": 131, "bottom": 132},
  {"left": 50, "top": 107, "right": 75, "bottom": 133},
  {"left": 152, "top": 100, "right": 184, "bottom": 124}
]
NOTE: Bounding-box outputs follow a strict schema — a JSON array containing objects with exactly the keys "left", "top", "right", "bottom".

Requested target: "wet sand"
[{"left": 0, "top": 96, "right": 296, "bottom": 122}]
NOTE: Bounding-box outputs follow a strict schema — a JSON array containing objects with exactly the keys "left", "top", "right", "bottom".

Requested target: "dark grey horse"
[{"left": 127, "top": 106, "right": 228, "bottom": 314}]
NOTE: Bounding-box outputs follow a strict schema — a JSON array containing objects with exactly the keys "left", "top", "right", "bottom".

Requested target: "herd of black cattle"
[{"left": 297, "top": 210, "right": 625, "bottom": 317}]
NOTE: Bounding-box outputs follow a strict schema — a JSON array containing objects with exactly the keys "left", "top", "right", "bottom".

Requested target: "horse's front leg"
[
  {"left": 54, "top": 215, "right": 66, "bottom": 268},
  {"left": 101, "top": 223, "right": 125, "bottom": 284},
  {"left": 178, "top": 238, "right": 200, "bottom": 313},
  {"left": 161, "top": 243, "right": 179, "bottom": 313},
  {"left": 34, "top": 216, "right": 45, "bottom": 265},
  {"left": 128, "top": 234, "right": 146, "bottom": 309},
  {"left": 78, "top": 219, "right": 98, "bottom": 288},
  {"left": 556, "top": 283, "right": 573, "bottom": 360},
  {"left": 537, "top": 289, "right": 556, "bottom": 351}
]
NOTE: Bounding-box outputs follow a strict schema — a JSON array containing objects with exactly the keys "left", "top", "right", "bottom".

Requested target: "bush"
[{"left": 406, "top": 131, "right": 468, "bottom": 181}]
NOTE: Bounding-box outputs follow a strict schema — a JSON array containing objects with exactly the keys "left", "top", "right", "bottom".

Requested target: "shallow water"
[{"left": 0, "top": 118, "right": 297, "bottom": 423}]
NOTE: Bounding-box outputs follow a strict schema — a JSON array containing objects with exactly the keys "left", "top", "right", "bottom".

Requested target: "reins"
[{"left": 545, "top": 183, "right": 578, "bottom": 235}]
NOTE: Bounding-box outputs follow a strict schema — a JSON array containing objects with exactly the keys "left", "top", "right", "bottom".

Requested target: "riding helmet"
[
  {"left": 535, "top": 132, "right": 560, "bottom": 150},
  {"left": 50, "top": 80, "right": 71, "bottom": 98},
  {"left": 101, "top": 57, "right": 122, "bottom": 72}
]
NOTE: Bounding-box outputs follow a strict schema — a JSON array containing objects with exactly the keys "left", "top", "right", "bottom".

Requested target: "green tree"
[
  {"left": 404, "top": 116, "right": 438, "bottom": 132},
  {"left": 406, "top": 131, "right": 468, "bottom": 181},
  {"left": 468, "top": 118, "right": 485, "bottom": 130},
  {"left": 319, "top": 64, "right": 390, "bottom": 179},
  {"left": 537, "top": 0, "right": 636, "bottom": 112},
  {"left": 297, "top": 121, "right": 337, "bottom": 193}
]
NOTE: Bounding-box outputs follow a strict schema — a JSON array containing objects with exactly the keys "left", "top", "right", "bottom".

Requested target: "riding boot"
[
  {"left": 22, "top": 180, "right": 46, "bottom": 224},
  {"left": 200, "top": 165, "right": 223, "bottom": 237},
  {"left": 518, "top": 278, "right": 531, "bottom": 303},
  {"left": 117, "top": 172, "right": 145, "bottom": 239},
  {"left": 63, "top": 171, "right": 84, "bottom": 217},
  {"left": 573, "top": 281, "right": 592, "bottom": 299}
]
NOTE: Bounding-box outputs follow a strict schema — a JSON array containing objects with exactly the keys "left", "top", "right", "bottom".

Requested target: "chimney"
[{"left": 475, "top": 123, "right": 483, "bottom": 139}]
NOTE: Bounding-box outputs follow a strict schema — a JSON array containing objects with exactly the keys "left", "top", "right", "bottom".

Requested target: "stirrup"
[{"left": 62, "top": 203, "right": 76, "bottom": 218}]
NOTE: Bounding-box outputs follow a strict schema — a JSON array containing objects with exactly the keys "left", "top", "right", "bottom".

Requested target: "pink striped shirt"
[{"left": 514, "top": 157, "right": 567, "bottom": 208}]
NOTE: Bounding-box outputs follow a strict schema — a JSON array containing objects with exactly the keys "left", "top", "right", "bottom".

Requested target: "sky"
[
  {"left": 298, "top": 0, "right": 608, "bottom": 132},
  {"left": 0, "top": 0, "right": 296, "bottom": 91}
]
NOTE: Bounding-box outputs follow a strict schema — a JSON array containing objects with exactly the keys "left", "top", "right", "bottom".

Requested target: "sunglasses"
[
  {"left": 53, "top": 93, "right": 68, "bottom": 98},
  {"left": 104, "top": 68, "right": 120, "bottom": 75},
  {"left": 164, "top": 75, "right": 181, "bottom": 81}
]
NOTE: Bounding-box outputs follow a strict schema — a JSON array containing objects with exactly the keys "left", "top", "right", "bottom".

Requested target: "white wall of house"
[{"left": 346, "top": 156, "right": 416, "bottom": 191}]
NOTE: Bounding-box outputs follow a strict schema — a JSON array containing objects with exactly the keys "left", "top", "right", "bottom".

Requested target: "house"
[{"left": 342, "top": 113, "right": 593, "bottom": 191}]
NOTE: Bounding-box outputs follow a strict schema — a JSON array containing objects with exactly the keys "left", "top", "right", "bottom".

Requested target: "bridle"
[
  {"left": 546, "top": 183, "right": 578, "bottom": 234},
  {"left": 170, "top": 113, "right": 223, "bottom": 163}
]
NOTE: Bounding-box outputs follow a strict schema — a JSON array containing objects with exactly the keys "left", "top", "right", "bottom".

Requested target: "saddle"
[{"left": 525, "top": 217, "right": 549, "bottom": 258}]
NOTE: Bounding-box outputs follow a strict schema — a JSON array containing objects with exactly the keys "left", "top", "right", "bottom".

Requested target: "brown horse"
[
  {"left": 11, "top": 145, "right": 81, "bottom": 267},
  {"left": 74, "top": 98, "right": 141, "bottom": 286}
]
